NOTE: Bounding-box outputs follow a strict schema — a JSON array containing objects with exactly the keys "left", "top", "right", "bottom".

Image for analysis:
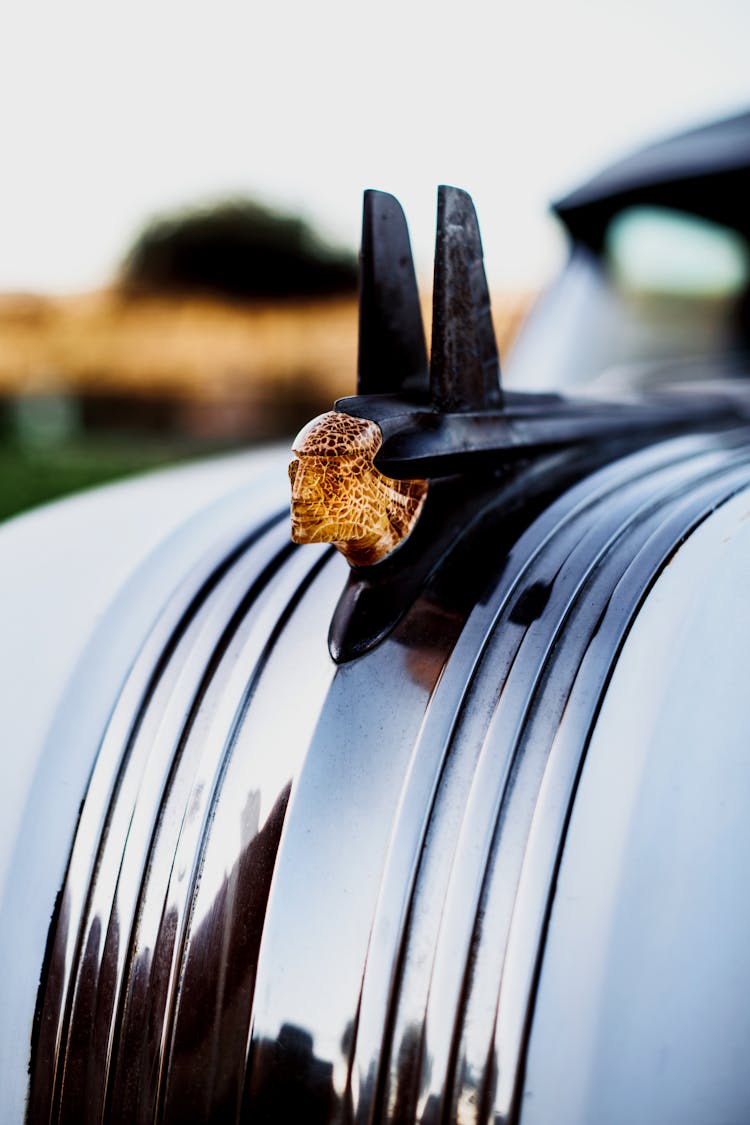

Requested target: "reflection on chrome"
[{"left": 28, "top": 433, "right": 750, "bottom": 1123}]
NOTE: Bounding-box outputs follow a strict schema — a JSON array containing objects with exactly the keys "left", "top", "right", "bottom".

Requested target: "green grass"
[{"left": 0, "top": 437, "right": 222, "bottom": 523}]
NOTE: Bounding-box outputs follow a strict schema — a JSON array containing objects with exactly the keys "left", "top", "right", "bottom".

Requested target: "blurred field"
[
  {"left": 0, "top": 436, "right": 205, "bottom": 520},
  {"left": 0, "top": 287, "right": 533, "bottom": 519},
  {"left": 0, "top": 290, "right": 363, "bottom": 436},
  {"left": 0, "top": 288, "right": 532, "bottom": 408}
]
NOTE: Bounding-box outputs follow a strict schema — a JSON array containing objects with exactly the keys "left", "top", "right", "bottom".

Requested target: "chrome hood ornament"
[
  {"left": 291, "top": 185, "right": 750, "bottom": 662},
  {"left": 289, "top": 410, "right": 427, "bottom": 568}
]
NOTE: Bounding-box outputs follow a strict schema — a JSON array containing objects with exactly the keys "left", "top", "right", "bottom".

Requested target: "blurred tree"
[{"left": 120, "top": 197, "right": 358, "bottom": 301}]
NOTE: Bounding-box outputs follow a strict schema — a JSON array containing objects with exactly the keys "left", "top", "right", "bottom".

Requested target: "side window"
[
  {"left": 605, "top": 206, "right": 750, "bottom": 299},
  {"left": 596, "top": 206, "right": 750, "bottom": 367},
  {"left": 507, "top": 204, "right": 750, "bottom": 393}
]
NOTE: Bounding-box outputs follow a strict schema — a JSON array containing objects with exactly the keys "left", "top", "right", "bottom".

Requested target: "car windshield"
[{"left": 506, "top": 205, "right": 750, "bottom": 392}]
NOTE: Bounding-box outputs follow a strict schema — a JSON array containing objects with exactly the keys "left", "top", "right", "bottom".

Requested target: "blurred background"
[{"left": 0, "top": 0, "right": 748, "bottom": 520}]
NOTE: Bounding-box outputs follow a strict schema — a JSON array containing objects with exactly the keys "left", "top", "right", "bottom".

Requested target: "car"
[{"left": 3, "top": 109, "right": 750, "bottom": 1124}]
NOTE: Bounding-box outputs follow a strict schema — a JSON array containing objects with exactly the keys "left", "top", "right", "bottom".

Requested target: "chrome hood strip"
[
  {"left": 348, "top": 437, "right": 732, "bottom": 1121},
  {"left": 28, "top": 431, "right": 750, "bottom": 1125},
  {"left": 351, "top": 440, "right": 750, "bottom": 1125},
  {"left": 30, "top": 507, "right": 334, "bottom": 1123},
  {"left": 30, "top": 511, "right": 284, "bottom": 1123}
]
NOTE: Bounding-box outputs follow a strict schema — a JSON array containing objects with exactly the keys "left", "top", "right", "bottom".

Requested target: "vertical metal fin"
[
  {"left": 430, "top": 185, "right": 503, "bottom": 412},
  {"left": 357, "top": 189, "right": 429, "bottom": 396}
]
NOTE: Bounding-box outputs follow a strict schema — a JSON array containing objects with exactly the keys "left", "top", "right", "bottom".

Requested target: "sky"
[{"left": 0, "top": 0, "right": 748, "bottom": 293}]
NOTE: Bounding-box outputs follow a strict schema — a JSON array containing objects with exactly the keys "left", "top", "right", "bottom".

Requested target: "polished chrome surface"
[
  {"left": 370, "top": 440, "right": 750, "bottom": 1125},
  {"left": 481, "top": 462, "right": 750, "bottom": 1125},
  {"left": 29, "top": 431, "right": 750, "bottom": 1124},
  {"left": 29, "top": 474, "right": 337, "bottom": 1121},
  {"left": 157, "top": 547, "right": 340, "bottom": 1122},
  {"left": 54, "top": 522, "right": 297, "bottom": 1120},
  {"left": 348, "top": 437, "right": 717, "bottom": 1121},
  {"left": 0, "top": 450, "right": 286, "bottom": 1124},
  {"left": 520, "top": 487, "right": 750, "bottom": 1125}
]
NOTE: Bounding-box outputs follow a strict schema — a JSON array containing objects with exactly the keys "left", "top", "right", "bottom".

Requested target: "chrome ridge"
[{"left": 29, "top": 431, "right": 750, "bottom": 1123}]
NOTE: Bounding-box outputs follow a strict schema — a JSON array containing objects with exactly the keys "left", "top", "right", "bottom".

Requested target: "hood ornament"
[
  {"left": 290, "top": 186, "right": 750, "bottom": 662},
  {"left": 289, "top": 184, "right": 497, "bottom": 571},
  {"left": 289, "top": 410, "right": 427, "bottom": 568}
]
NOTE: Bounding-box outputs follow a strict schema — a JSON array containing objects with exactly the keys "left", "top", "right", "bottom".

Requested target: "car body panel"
[
  {"left": 0, "top": 449, "right": 288, "bottom": 1121},
  {"left": 521, "top": 485, "right": 750, "bottom": 1125},
  {"left": 17, "top": 424, "right": 750, "bottom": 1123}
]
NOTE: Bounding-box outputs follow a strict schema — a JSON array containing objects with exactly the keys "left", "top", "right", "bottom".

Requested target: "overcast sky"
[{"left": 1, "top": 0, "right": 748, "bottom": 292}]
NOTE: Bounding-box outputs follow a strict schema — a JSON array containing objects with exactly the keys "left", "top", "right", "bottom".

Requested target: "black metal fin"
[
  {"left": 429, "top": 186, "right": 502, "bottom": 412},
  {"left": 357, "top": 189, "right": 429, "bottom": 396}
]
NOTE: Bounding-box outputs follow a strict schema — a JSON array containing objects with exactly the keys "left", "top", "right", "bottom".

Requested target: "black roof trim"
[{"left": 554, "top": 108, "right": 750, "bottom": 249}]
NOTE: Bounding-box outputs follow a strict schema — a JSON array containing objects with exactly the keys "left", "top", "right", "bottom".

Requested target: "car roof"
[{"left": 554, "top": 108, "right": 750, "bottom": 249}]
